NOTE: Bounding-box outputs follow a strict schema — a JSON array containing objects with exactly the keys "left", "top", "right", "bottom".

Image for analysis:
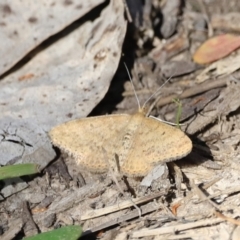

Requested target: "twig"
[
  {"left": 215, "top": 211, "right": 240, "bottom": 226},
  {"left": 198, "top": 185, "right": 240, "bottom": 203},
  {"left": 123, "top": 78, "right": 227, "bottom": 110},
  {"left": 102, "top": 147, "right": 142, "bottom": 217},
  {"left": 132, "top": 218, "right": 224, "bottom": 237},
  {"left": 190, "top": 180, "right": 220, "bottom": 211},
  {"left": 22, "top": 201, "right": 38, "bottom": 237},
  {"left": 196, "top": 0, "right": 213, "bottom": 37},
  {"left": 81, "top": 192, "right": 164, "bottom": 220},
  {"left": 122, "top": 88, "right": 154, "bottom": 97},
  {"left": 90, "top": 200, "right": 163, "bottom": 233},
  {"left": 155, "top": 77, "right": 227, "bottom": 108}
]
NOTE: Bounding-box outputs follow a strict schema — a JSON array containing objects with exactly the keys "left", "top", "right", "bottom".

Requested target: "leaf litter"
[{"left": 1, "top": 0, "right": 240, "bottom": 239}]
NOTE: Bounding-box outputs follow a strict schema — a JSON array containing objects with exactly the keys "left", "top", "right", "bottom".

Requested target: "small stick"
[
  {"left": 156, "top": 78, "right": 227, "bottom": 108},
  {"left": 81, "top": 192, "right": 164, "bottom": 220},
  {"left": 132, "top": 218, "right": 224, "bottom": 237},
  {"left": 124, "top": 77, "right": 227, "bottom": 109},
  {"left": 102, "top": 147, "right": 142, "bottom": 217}
]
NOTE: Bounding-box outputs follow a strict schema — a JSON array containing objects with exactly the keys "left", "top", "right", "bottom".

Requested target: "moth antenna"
[
  {"left": 123, "top": 62, "right": 141, "bottom": 110},
  {"left": 142, "top": 76, "right": 173, "bottom": 110}
]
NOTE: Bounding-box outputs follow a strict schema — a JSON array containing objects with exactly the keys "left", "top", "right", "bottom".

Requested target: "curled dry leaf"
[
  {"left": 193, "top": 34, "right": 240, "bottom": 64},
  {"left": 0, "top": 0, "right": 127, "bottom": 169},
  {"left": 0, "top": 0, "right": 105, "bottom": 75}
]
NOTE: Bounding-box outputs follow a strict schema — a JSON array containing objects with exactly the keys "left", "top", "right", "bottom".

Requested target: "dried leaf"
[
  {"left": 0, "top": 0, "right": 105, "bottom": 75},
  {"left": 0, "top": 0, "right": 127, "bottom": 169},
  {"left": 193, "top": 34, "right": 240, "bottom": 64}
]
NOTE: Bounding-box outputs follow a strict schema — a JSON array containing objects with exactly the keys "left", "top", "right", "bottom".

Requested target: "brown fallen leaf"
[{"left": 193, "top": 34, "right": 240, "bottom": 64}]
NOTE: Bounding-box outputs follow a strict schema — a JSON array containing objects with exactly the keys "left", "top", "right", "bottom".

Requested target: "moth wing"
[
  {"left": 121, "top": 116, "right": 192, "bottom": 176},
  {"left": 49, "top": 114, "right": 132, "bottom": 173}
]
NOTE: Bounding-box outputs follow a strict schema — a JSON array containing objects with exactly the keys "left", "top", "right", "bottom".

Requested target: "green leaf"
[
  {"left": 0, "top": 163, "right": 39, "bottom": 180},
  {"left": 23, "top": 226, "right": 82, "bottom": 240}
]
